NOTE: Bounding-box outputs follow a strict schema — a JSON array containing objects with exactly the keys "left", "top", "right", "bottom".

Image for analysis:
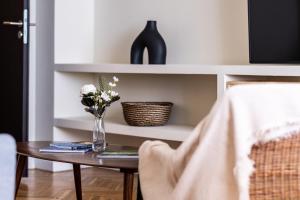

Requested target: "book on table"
[
  {"left": 39, "top": 142, "right": 92, "bottom": 153},
  {"left": 49, "top": 142, "right": 92, "bottom": 150},
  {"left": 39, "top": 146, "right": 91, "bottom": 153},
  {"left": 97, "top": 155, "right": 139, "bottom": 159},
  {"left": 97, "top": 147, "right": 139, "bottom": 159}
]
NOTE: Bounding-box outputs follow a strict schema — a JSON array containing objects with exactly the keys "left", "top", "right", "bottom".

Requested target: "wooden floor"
[{"left": 16, "top": 167, "right": 137, "bottom": 200}]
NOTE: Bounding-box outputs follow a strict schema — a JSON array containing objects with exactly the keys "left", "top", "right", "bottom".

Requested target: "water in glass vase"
[{"left": 93, "top": 116, "right": 106, "bottom": 152}]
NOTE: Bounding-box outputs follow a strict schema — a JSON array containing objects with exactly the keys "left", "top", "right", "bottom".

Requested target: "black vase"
[{"left": 131, "top": 21, "right": 167, "bottom": 65}]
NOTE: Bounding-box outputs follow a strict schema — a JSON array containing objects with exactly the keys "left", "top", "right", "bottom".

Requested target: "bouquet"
[{"left": 80, "top": 76, "right": 120, "bottom": 118}]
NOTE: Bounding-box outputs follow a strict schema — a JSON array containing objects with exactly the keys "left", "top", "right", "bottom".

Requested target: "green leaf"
[
  {"left": 111, "top": 96, "right": 120, "bottom": 103},
  {"left": 98, "top": 76, "right": 109, "bottom": 91},
  {"left": 81, "top": 97, "right": 95, "bottom": 107}
]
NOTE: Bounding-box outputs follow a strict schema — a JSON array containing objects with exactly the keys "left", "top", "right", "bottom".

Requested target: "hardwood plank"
[{"left": 16, "top": 168, "right": 138, "bottom": 200}]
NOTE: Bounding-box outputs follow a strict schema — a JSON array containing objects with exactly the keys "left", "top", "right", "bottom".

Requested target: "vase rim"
[{"left": 145, "top": 20, "right": 158, "bottom": 31}]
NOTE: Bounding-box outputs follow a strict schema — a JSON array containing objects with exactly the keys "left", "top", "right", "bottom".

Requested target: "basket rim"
[{"left": 121, "top": 102, "right": 173, "bottom": 106}]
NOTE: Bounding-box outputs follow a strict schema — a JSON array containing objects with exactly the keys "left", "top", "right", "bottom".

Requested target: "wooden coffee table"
[{"left": 16, "top": 142, "right": 139, "bottom": 200}]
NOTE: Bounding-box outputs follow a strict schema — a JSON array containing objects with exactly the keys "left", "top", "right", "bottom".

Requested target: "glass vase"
[{"left": 92, "top": 116, "right": 106, "bottom": 152}]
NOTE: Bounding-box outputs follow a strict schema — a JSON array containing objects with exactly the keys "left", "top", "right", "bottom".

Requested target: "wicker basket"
[
  {"left": 121, "top": 102, "right": 173, "bottom": 126},
  {"left": 250, "top": 133, "right": 300, "bottom": 199}
]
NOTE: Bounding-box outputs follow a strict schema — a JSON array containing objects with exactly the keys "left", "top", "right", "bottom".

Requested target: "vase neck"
[
  {"left": 144, "top": 21, "right": 158, "bottom": 31},
  {"left": 95, "top": 110, "right": 105, "bottom": 119},
  {"left": 95, "top": 115, "right": 104, "bottom": 120},
  {"left": 94, "top": 116, "right": 105, "bottom": 129}
]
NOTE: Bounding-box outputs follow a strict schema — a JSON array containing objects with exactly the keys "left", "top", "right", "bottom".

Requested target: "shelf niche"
[
  {"left": 54, "top": 72, "right": 217, "bottom": 127},
  {"left": 54, "top": 0, "right": 248, "bottom": 65}
]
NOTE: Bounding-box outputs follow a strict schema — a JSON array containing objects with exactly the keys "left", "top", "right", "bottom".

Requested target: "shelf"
[
  {"left": 55, "top": 63, "right": 300, "bottom": 76},
  {"left": 55, "top": 63, "right": 222, "bottom": 75},
  {"left": 224, "top": 65, "right": 300, "bottom": 76},
  {"left": 54, "top": 116, "right": 194, "bottom": 142}
]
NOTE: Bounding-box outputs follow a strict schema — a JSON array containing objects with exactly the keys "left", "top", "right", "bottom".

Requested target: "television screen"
[{"left": 248, "top": 0, "right": 300, "bottom": 63}]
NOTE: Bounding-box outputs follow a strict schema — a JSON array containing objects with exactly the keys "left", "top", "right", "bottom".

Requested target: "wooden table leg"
[
  {"left": 73, "top": 164, "right": 82, "bottom": 200},
  {"left": 15, "top": 154, "right": 26, "bottom": 198},
  {"left": 123, "top": 171, "right": 135, "bottom": 200}
]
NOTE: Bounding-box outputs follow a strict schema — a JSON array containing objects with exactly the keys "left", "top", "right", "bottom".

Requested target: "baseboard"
[{"left": 34, "top": 159, "right": 53, "bottom": 171}]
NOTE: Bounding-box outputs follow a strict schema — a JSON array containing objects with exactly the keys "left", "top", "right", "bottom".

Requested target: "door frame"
[{"left": 22, "top": 0, "right": 29, "bottom": 142}]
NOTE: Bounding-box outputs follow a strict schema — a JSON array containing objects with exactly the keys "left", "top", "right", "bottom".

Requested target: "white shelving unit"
[
  {"left": 50, "top": 0, "right": 300, "bottom": 172},
  {"left": 54, "top": 66, "right": 217, "bottom": 143},
  {"left": 54, "top": 63, "right": 300, "bottom": 144},
  {"left": 55, "top": 64, "right": 300, "bottom": 76},
  {"left": 54, "top": 116, "right": 193, "bottom": 142},
  {"left": 55, "top": 64, "right": 221, "bottom": 75}
]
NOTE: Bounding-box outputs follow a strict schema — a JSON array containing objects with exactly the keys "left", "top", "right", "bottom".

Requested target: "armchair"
[{"left": 0, "top": 134, "right": 16, "bottom": 200}]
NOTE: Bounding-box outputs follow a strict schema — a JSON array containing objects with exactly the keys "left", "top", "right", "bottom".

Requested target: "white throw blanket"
[{"left": 139, "top": 84, "right": 300, "bottom": 200}]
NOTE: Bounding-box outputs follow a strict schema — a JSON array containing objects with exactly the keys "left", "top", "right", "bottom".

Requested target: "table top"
[{"left": 17, "top": 142, "right": 138, "bottom": 171}]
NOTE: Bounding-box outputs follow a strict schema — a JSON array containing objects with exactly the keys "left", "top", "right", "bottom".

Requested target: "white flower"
[
  {"left": 80, "top": 84, "right": 97, "bottom": 95},
  {"left": 101, "top": 92, "right": 111, "bottom": 101},
  {"left": 109, "top": 82, "right": 116, "bottom": 87},
  {"left": 113, "top": 76, "right": 119, "bottom": 82},
  {"left": 110, "top": 91, "right": 119, "bottom": 97}
]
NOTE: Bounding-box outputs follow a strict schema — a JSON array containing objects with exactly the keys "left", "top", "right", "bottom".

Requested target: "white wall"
[
  {"left": 55, "top": 0, "right": 249, "bottom": 64},
  {"left": 28, "top": 0, "right": 36, "bottom": 169},
  {"left": 29, "top": 0, "right": 36, "bottom": 142},
  {"left": 55, "top": 0, "right": 95, "bottom": 63},
  {"left": 94, "top": 0, "right": 248, "bottom": 64},
  {"left": 29, "top": 0, "right": 54, "bottom": 171}
]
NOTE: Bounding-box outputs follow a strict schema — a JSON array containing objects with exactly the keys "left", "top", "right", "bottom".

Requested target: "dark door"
[{"left": 0, "top": 0, "right": 29, "bottom": 142}]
